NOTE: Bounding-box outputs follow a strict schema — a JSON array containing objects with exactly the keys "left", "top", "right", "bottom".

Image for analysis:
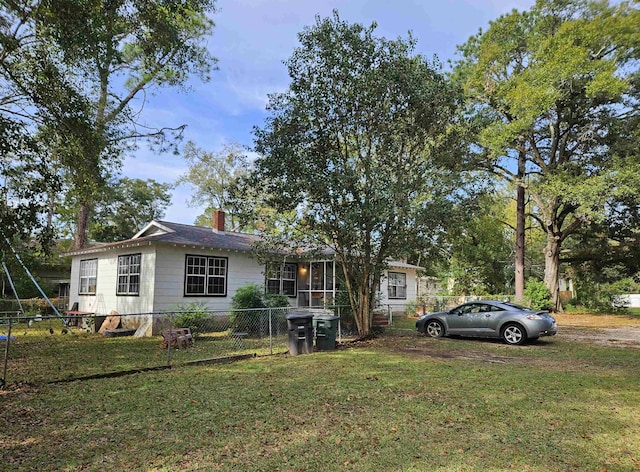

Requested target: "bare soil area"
[
  {"left": 361, "top": 312, "right": 640, "bottom": 364},
  {"left": 553, "top": 312, "right": 640, "bottom": 348}
]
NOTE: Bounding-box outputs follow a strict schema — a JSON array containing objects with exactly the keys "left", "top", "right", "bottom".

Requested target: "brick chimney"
[{"left": 213, "top": 209, "right": 225, "bottom": 233}]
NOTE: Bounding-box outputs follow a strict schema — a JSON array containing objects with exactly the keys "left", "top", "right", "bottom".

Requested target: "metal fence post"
[
  {"left": 268, "top": 308, "right": 273, "bottom": 355},
  {"left": 166, "top": 313, "right": 173, "bottom": 367},
  {"left": 337, "top": 306, "right": 342, "bottom": 343},
  {"left": 1, "top": 316, "right": 13, "bottom": 389},
  {"left": 387, "top": 304, "right": 392, "bottom": 326}
]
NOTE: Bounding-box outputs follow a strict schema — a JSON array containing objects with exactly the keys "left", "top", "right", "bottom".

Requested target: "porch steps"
[{"left": 372, "top": 312, "right": 390, "bottom": 327}]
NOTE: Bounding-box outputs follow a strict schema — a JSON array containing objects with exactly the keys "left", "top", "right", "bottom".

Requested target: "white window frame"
[
  {"left": 79, "top": 259, "right": 97, "bottom": 295},
  {"left": 297, "top": 260, "right": 336, "bottom": 308},
  {"left": 266, "top": 262, "right": 297, "bottom": 297},
  {"left": 388, "top": 271, "right": 407, "bottom": 299},
  {"left": 117, "top": 253, "right": 141, "bottom": 296},
  {"left": 184, "top": 255, "right": 228, "bottom": 296}
]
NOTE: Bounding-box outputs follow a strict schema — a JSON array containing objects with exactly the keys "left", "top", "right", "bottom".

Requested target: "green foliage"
[
  {"left": 572, "top": 274, "right": 640, "bottom": 312},
  {"left": 0, "top": 298, "right": 62, "bottom": 316},
  {"left": 88, "top": 178, "right": 173, "bottom": 241},
  {"left": 231, "top": 284, "right": 267, "bottom": 336},
  {"left": 454, "top": 0, "right": 640, "bottom": 310},
  {"left": 0, "top": 1, "right": 218, "bottom": 249},
  {"left": 1, "top": 238, "right": 71, "bottom": 298},
  {"left": 0, "top": 120, "right": 57, "bottom": 250},
  {"left": 404, "top": 300, "right": 419, "bottom": 316},
  {"left": 524, "top": 279, "right": 551, "bottom": 310},
  {"left": 178, "top": 141, "right": 251, "bottom": 231},
  {"left": 264, "top": 292, "right": 290, "bottom": 309},
  {"left": 170, "top": 302, "right": 210, "bottom": 337},
  {"left": 231, "top": 284, "right": 266, "bottom": 311},
  {"left": 250, "top": 11, "right": 465, "bottom": 336}
]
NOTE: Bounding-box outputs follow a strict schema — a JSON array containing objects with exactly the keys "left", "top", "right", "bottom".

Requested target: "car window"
[
  {"left": 489, "top": 305, "right": 504, "bottom": 312},
  {"left": 502, "top": 302, "right": 528, "bottom": 311},
  {"left": 450, "top": 305, "right": 469, "bottom": 315}
]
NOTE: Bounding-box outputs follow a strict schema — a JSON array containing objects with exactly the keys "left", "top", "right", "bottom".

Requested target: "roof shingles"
[{"left": 63, "top": 221, "right": 261, "bottom": 256}]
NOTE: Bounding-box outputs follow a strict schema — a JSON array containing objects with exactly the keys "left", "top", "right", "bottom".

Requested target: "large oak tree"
[
  {"left": 455, "top": 0, "right": 640, "bottom": 310},
  {"left": 249, "top": 12, "right": 465, "bottom": 336}
]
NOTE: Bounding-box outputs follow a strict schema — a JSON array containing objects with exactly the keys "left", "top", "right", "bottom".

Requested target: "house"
[{"left": 64, "top": 210, "right": 421, "bottom": 335}]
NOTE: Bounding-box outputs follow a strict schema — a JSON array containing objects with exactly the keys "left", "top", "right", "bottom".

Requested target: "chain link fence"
[
  {"left": 0, "top": 297, "right": 517, "bottom": 386},
  {"left": 0, "top": 306, "right": 356, "bottom": 387}
]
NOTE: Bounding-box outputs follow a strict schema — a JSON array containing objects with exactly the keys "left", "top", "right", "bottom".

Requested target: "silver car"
[{"left": 415, "top": 300, "right": 557, "bottom": 345}]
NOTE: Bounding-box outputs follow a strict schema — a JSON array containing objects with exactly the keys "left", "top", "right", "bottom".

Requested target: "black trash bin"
[
  {"left": 285, "top": 313, "right": 314, "bottom": 355},
  {"left": 313, "top": 314, "right": 340, "bottom": 350}
]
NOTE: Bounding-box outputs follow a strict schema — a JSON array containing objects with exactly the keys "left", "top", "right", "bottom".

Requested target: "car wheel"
[
  {"left": 425, "top": 320, "right": 444, "bottom": 338},
  {"left": 502, "top": 323, "right": 527, "bottom": 345}
]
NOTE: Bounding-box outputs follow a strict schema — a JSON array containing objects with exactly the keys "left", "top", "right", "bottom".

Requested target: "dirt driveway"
[
  {"left": 363, "top": 312, "right": 640, "bottom": 366},
  {"left": 553, "top": 312, "right": 640, "bottom": 348}
]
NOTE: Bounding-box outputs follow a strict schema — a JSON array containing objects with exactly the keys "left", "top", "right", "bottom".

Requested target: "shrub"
[
  {"left": 231, "top": 284, "right": 266, "bottom": 310},
  {"left": 170, "top": 302, "right": 210, "bottom": 337},
  {"left": 524, "top": 279, "right": 551, "bottom": 310},
  {"left": 404, "top": 300, "right": 419, "bottom": 316},
  {"left": 264, "top": 292, "right": 290, "bottom": 309},
  {"left": 572, "top": 275, "right": 640, "bottom": 312},
  {"left": 231, "top": 284, "right": 268, "bottom": 336}
]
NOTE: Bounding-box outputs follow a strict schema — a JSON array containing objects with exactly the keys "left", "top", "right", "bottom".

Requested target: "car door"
[
  {"left": 482, "top": 304, "right": 508, "bottom": 335},
  {"left": 465, "top": 303, "right": 495, "bottom": 335},
  {"left": 446, "top": 303, "right": 484, "bottom": 334}
]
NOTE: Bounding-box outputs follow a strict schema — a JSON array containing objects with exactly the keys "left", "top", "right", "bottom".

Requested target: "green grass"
[
  {"left": 389, "top": 314, "right": 420, "bottom": 330},
  {"left": 2, "top": 331, "right": 639, "bottom": 471},
  {"left": 1, "top": 319, "right": 286, "bottom": 383}
]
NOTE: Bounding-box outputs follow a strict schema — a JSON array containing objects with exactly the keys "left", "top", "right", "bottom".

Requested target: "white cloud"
[{"left": 119, "top": 0, "right": 539, "bottom": 225}]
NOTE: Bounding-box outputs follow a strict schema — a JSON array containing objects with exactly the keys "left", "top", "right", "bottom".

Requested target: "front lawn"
[{"left": 1, "top": 317, "right": 639, "bottom": 471}]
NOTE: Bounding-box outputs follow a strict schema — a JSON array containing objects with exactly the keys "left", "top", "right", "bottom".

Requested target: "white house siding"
[
  {"left": 151, "top": 245, "right": 265, "bottom": 312},
  {"left": 378, "top": 267, "right": 418, "bottom": 309},
  {"left": 67, "top": 246, "right": 157, "bottom": 316}
]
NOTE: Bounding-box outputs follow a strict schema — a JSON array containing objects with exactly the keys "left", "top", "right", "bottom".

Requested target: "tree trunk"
[
  {"left": 543, "top": 234, "right": 562, "bottom": 312},
  {"left": 74, "top": 203, "right": 91, "bottom": 250},
  {"left": 355, "top": 295, "right": 372, "bottom": 337},
  {"left": 352, "top": 280, "right": 373, "bottom": 337},
  {"left": 514, "top": 147, "right": 526, "bottom": 302},
  {"left": 340, "top": 261, "right": 373, "bottom": 337}
]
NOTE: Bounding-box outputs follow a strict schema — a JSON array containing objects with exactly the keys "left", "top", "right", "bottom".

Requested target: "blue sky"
[{"left": 124, "top": 0, "right": 535, "bottom": 225}]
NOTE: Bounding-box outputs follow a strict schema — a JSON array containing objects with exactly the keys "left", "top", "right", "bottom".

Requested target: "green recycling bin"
[{"left": 313, "top": 314, "right": 340, "bottom": 350}]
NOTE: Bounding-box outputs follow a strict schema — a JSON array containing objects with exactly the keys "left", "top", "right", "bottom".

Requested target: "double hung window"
[
  {"left": 388, "top": 272, "right": 407, "bottom": 299},
  {"left": 79, "top": 259, "right": 97, "bottom": 295},
  {"left": 185, "top": 255, "right": 227, "bottom": 296},
  {"left": 117, "top": 254, "right": 141, "bottom": 295},
  {"left": 266, "top": 262, "right": 297, "bottom": 297}
]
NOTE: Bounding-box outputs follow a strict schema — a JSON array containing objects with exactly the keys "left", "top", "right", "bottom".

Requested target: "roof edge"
[{"left": 133, "top": 221, "right": 175, "bottom": 239}]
